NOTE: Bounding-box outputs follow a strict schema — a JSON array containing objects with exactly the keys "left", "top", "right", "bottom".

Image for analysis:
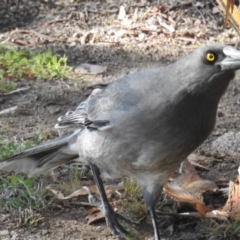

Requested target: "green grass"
[
  {"left": 206, "top": 219, "right": 240, "bottom": 239},
  {"left": 0, "top": 44, "right": 73, "bottom": 93},
  {"left": 0, "top": 133, "right": 83, "bottom": 212},
  {"left": 123, "top": 178, "right": 147, "bottom": 220},
  {"left": 0, "top": 172, "right": 47, "bottom": 227},
  {"left": 0, "top": 44, "right": 75, "bottom": 212},
  {"left": 0, "top": 141, "right": 19, "bottom": 160},
  {"left": 0, "top": 174, "right": 45, "bottom": 210},
  {"left": 17, "top": 208, "right": 44, "bottom": 227},
  {"left": 0, "top": 134, "right": 44, "bottom": 161},
  {"left": 69, "top": 162, "right": 83, "bottom": 191},
  {"left": 124, "top": 178, "right": 141, "bottom": 199},
  {"left": 0, "top": 134, "right": 50, "bottom": 212}
]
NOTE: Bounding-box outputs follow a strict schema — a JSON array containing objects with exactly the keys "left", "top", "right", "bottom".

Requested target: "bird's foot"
[
  {"left": 83, "top": 186, "right": 138, "bottom": 239},
  {"left": 104, "top": 204, "right": 140, "bottom": 240}
]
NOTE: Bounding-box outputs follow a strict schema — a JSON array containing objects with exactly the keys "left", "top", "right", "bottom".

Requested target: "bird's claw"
[{"left": 83, "top": 185, "right": 138, "bottom": 238}]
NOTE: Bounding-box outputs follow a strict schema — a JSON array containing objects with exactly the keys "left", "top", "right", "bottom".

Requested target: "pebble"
[
  {"left": 147, "top": 17, "right": 159, "bottom": 26},
  {"left": 47, "top": 106, "right": 61, "bottom": 115},
  {"left": 212, "top": 131, "right": 240, "bottom": 155},
  {"left": 118, "top": 5, "right": 126, "bottom": 20},
  {"left": 0, "top": 230, "right": 9, "bottom": 236},
  {"left": 42, "top": 229, "right": 49, "bottom": 236}
]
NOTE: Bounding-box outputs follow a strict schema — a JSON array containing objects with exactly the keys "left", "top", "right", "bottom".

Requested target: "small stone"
[
  {"left": 118, "top": 5, "right": 126, "bottom": 20},
  {"left": 42, "top": 229, "right": 49, "bottom": 236},
  {"left": 138, "top": 33, "right": 145, "bottom": 41},
  {"left": 194, "top": 19, "right": 201, "bottom": 26},
  {"left": 47, "top": 106, "right": 61, "bottom": 115},
  {"left": 69, "top": 42, "right": 76, "bottom": 47},
  {"left": 147, "top": 17, "right": 158, "bottom": 26},
  {"left": 0, "top": 230, "right": 9, "bottom": 236},
  {"left": 212, "top": 132, "right": 240, "bottom": 155}
]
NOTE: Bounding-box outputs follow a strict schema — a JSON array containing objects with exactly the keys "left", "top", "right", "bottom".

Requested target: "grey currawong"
[{"left": 1, "top": 44, "right": 240, "bottom": 239}]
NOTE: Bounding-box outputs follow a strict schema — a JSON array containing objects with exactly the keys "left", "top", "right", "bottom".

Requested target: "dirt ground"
[{"left": 1, "top": 0, "right": 240, "bottom": 239}]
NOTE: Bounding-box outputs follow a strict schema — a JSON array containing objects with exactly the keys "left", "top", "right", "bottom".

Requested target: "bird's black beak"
[{"left": 218, "top": 46, "right": 240, "bottom": 71}]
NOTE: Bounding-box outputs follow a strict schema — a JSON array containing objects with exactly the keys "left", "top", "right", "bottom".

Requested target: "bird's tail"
[{"left": 0, "top": 130, "right": 81, "bottom": 177}]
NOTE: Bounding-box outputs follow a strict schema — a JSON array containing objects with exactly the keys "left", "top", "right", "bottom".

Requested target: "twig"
[
  {"left": 43, "top": 16, "right": 72, "bottom": 28},
  {"left": 0, "top": 37, "right": 10, "bottom": 44},
  {"left": 191, "top": 0, "right": 206, "bottom": 25},
  {"left": 0, "top": 106, "right": 18, "bottom": 116},
  {"left": 157, "top": 16, "right": 175, "bottom": 33},
  {"left": 177, "top": 37, "right": 199, "bottom": 43},
  {"left": 10, "top": 29, "right": 57, "bottom": 42},
  {"left": 4, "top": 87, "right": 30, "bottom": 95}
]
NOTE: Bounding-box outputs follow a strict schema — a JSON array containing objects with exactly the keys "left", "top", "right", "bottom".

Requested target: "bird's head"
[{"left": 173, "top": 44, "right": 240, "bottom": 98}]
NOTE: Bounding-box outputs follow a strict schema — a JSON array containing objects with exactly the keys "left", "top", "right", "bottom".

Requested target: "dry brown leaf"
[
  {"left": 223, "top": 167, "right": 240, "bottom": 219},
  {"left": 86, "top": 201, "right": 121, "bottom": 225},
  {"left": 46, "top": 184, "right": 124, "bottom": 200},
  {"left": 47, "top": 185, "right": 124, "bottom": 225},
  {"left": 164, "top": 184, "right": 209, "bottom": 216},
  {"left": 47, "top": 186, "right": 90, "bottom": 199},
  {"left": 164, "top": 159, "right": 218, "bottom": 216},
  {"left": 86, "top": 208, "right": 105, "bottom": 224},
  {"left": 187, "top": 153, "right": 209, "bottom": 170},
  {"left": 13, "top": 39, "right": 28, "bottom": 45}
]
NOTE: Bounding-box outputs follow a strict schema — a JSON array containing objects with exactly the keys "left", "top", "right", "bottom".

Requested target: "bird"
[{"left": 1, "top": 44, "right": 240, "bottom": 240}]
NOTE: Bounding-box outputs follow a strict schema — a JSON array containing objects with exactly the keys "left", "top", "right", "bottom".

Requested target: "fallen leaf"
[
  {"left": 223, "top": 166, "right": 240, "bottom": 219},
  {"left": 164, "top": 159, "right": 218, "bottom": 216},
  {"left": 86, "top": 208, "right": 105, "bottom": 224},
  {"left": 187, "top": 153, "right": 209, "bottom": 170},
  {"left": 83, "top": 186, "right": 122, "bottom": 225},
  {"left": 47, "top": 186, "right": 88, "bottom": 199},
  {"left": 46, "top": 184, "right": 124, "bottom": 200}
]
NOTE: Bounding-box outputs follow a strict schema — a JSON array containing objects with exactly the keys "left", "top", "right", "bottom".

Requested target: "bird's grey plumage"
[
  {"left": 0, "top": 130, "right": 80, "bottom": 176},
  {"left": 1, "top": 44, "right": 240, "bottom": 240}
]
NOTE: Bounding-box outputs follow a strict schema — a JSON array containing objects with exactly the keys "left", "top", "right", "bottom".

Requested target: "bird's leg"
[
  {"left": 142, "top": 184, "right": 162, "bottom": 240},
  {"left": 89, "top": 163, "right": 129, "bottom": 239},
  {"left": 149, "top": 205, "right": 160, "bottom": 240},
  {"left": 82, "top": 185, "right": 138, "bottom": 226}
]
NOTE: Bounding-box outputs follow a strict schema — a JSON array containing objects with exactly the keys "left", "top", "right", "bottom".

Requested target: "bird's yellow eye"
[{"left": 206, "top": 52, "right": 216, "bottom": 62}]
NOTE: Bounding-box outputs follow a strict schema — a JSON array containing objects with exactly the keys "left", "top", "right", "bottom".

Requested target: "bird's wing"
[
  {"left": 55, "top": 88, "right": 107, "bottom": 129},
  {"left": 56, "top": 68, "right": 174, "bottom": 130}
]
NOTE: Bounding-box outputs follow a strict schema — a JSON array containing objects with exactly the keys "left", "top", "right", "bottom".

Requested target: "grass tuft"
[
  {"left": 206, "top": 219, "right": 240, "bottom": 239},
  {"left": 0, "top": 174, "right": 45, "bottom": 210},
  {"left": 0, "top": 44, "right": 73, "bottom": 93},
  {"left": 0, "top": 134, "right": 44, "bottom": 161},
  {"left": 123, "top": 178, "right": 148, "bottom": 221}
]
